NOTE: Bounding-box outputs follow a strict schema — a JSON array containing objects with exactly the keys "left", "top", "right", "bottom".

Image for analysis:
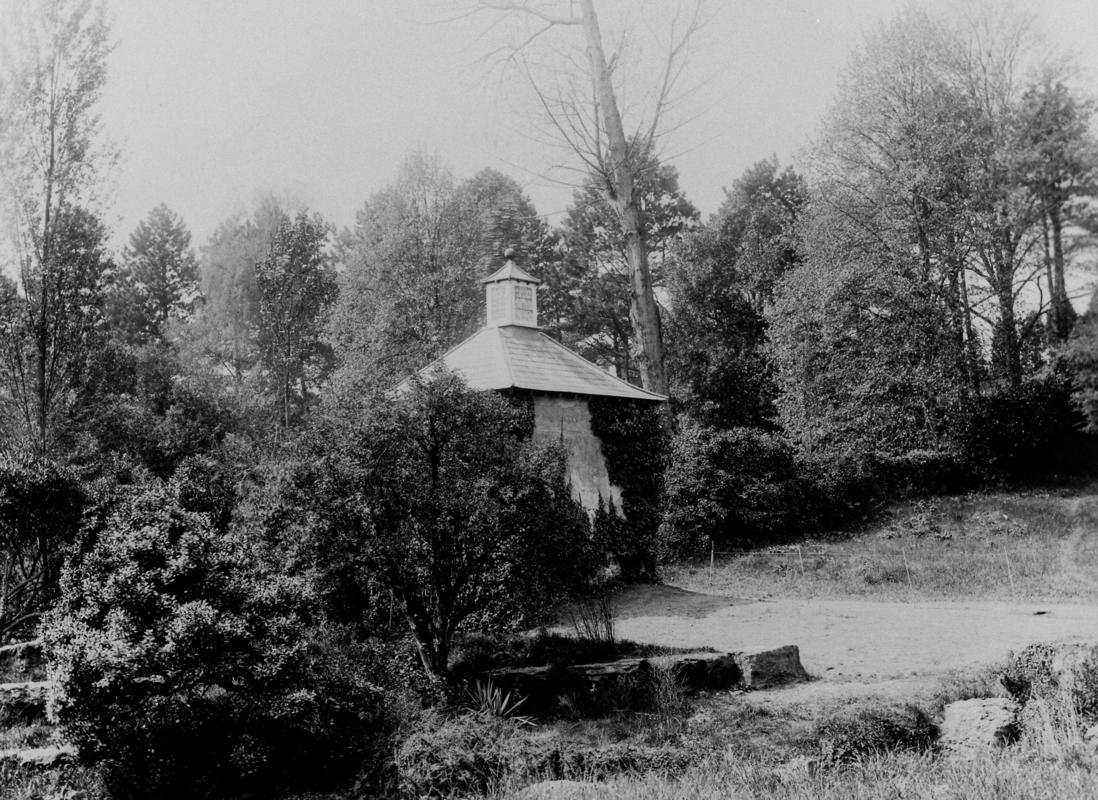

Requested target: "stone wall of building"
[{"left": 531, "top": 394, "right": 622, "bottom": 516}]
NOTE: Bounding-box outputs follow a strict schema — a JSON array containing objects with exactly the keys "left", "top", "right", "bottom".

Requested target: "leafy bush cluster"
[
  {"left": 815, "top": 706, "right": 938, "bottom": 767},
  {"left": 1002, "top": 643, "right": 1098, "bottom": 722},
  {"left": 43, "top": 472, "right": 395, "bottom": 799},
  {"left": 660, "top": 424, "right": 806, "bottom": 555},
  {"left": 953, "top": 376, "right": 1085, "bottom": 480},
  {"left": 270, "top": 371, "right": 598, "bottom": 675}
]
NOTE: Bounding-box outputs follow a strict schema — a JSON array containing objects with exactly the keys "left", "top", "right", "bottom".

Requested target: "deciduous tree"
[
  {"left": 330, "top": 154, "right": 544, "bottom": 393},
  {"left": 664, "top": 159, "right": 804, "bottom": 429},
  {"left": 474, "top": 0, "right": 703, "bottom": 396},
  {"left": 256, "top": 211, "right": 337, "bottom": 428},
  {"left": 0, "top": 0, "right": 114, "bottom": 450}
]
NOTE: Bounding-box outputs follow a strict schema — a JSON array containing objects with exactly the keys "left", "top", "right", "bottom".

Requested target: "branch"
[{"left": 480, "top": 1, "right": 581, "bottom": 27}]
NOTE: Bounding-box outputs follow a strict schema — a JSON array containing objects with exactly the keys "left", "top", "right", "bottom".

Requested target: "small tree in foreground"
[{"left": 300, "top": 371, "right": 594, "bottom": 676}]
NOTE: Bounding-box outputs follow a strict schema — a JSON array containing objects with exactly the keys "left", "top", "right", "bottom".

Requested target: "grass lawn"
[{"left": 665, "top": 489, "right": 1098, "bottom": 603}]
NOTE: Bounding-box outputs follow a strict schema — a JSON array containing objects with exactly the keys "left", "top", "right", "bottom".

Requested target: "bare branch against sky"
[{"left": 0, "top": 0, "right": 1093, "bottom": 249}]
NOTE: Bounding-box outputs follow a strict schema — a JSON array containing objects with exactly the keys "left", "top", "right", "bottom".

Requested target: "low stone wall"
[{"left": 487, "top": 646, "right": 808, "bottom": 716}]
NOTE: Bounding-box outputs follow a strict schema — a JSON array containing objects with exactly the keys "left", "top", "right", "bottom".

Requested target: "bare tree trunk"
[
  {"left": 578, "top": 0, "right": 668, "bottom": 396},
  {"left": 1048, "top": 204, "right": 1073, "bottom": 342},
  {"left": 995, "top": 278, "right": 1022, "bottom": 388},
  {"left": 958, "top": 267, "right": 982, "bottom": 398}
]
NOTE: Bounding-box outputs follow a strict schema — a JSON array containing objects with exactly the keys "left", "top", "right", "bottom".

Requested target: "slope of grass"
[{"left": 666, "top": 490, "right": 1098, "bottom": 602}]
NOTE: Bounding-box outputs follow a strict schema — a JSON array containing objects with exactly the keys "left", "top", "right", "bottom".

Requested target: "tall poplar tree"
[{"left": 0, "top": 0, "right": 114, "bottom": 451}]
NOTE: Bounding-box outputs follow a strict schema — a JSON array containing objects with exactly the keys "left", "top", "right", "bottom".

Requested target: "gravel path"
[{"left": 611, "top": 584, "right": 1098, "bottom": 683}]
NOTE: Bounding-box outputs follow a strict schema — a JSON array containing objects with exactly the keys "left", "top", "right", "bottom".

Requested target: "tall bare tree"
[{"left": 473, "top": 0, "right": 702, "bottom": 396}]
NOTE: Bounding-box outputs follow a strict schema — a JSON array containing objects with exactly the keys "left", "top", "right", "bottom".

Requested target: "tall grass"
[
  {"left": 567, "top": 595, "right": 616, "bottom": 647},
  {"left": 499, "top": 752, "right": 1098, "bottom": 800}
]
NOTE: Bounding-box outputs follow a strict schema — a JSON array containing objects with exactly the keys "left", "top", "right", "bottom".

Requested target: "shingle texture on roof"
[
  {"left": 401, "top": 325, "right": 665, "bottom": 401},
  {"left": 481, "top": 262, "right": 542, "bottom": 285}
]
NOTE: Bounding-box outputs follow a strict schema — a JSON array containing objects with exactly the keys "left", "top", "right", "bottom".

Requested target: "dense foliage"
[
  {"left": 0, "top": 454, "right": 85, "bottom": 640},
  {"left": 43, "top": 473, "right": 391, "bottom": 799},
  {"left": 270, "top": 372, "right": 596, "bottom": 675},
  {"left": 588, "top": 396, "right": 667, "bottom": 580},
  {"left": 660, "top": 424, "right": 806, "bottom": 557}
]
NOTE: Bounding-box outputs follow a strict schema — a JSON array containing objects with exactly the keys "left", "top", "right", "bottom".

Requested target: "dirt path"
[
  {"left": 610, "top": 584, "right": 1098, "bottom": 687},
  {"left": 597, "top": 492, "right": 1098, "bottom": 701}
]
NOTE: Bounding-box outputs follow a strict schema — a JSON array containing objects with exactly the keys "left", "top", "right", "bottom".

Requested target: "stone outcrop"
[
  {"left": 938, "top": 698, "right": 1020, "bottom": 757},
  {"left": 646, "top": 651, "right": 742, "bottom": 689},
  {"left": 0, "top": 680, "right": 52, "bottom": 723},
  {"left": 733, "top": 645, "right": 810, "bottom": 689},
  {"left": 487, "top": 646, "right": 807, "bottom": 716},
  {"left": 0, "top": 744, "right": 76, "bottom": 768}
]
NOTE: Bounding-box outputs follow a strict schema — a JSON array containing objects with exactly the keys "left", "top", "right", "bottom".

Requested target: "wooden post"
[{"left": 709, "top": 540, "right": 715, "bottom": 589}]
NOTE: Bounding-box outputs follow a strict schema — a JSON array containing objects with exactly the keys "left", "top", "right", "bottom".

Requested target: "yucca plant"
[{"left": 466, "top": 678, "right": 533, "bottom": 726}]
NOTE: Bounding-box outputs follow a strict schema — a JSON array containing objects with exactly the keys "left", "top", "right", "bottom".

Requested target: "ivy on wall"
[
  {"left": 498, "top": 388, "right": 536, "bottom": 439},
  {"left": 587, "top": 396, "right": 667, "bottom": 580}
]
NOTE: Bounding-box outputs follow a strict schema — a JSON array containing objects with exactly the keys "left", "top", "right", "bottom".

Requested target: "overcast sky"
[{"left": 49, "top": 0, "right": 1098, "bottom": 247}]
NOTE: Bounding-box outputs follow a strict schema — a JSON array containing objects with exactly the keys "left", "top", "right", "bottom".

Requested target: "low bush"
[
  {"left": 1001, "top": 643, "right": 1098, "bottom": 721},
  {"left": 282, "top": 371, "right": 599, "bottom": 676},
  {"left": 396, "top": 712, "right": 529, "bottom": 798},
  {"left": 396, "top": 712, "right": 695, "bottom": 797},
  {"left": 799, "top": 451, "right": 887, "bottom": 529},
  {"left": 953, "top": 376, "right": 1085, "bottom": 480},
  {"left": 660, "top": 423, "right": 806, "bottom": 557},
  {"left": 815, "top": 705, "right": 938, "bottom": 767}
]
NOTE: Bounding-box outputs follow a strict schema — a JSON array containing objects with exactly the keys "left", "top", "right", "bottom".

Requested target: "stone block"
[
  {"left": 732, "top": 645, "right": 809, "bottom": 688},
  {"left": 647, "top": 651, "right": 741, "bottom": 690},
  {"left": 939, "top": 698, "right": 1019, "bottom": 757},
  {"left": 0, "top": 680, "right": 53, "bottom": 723}
]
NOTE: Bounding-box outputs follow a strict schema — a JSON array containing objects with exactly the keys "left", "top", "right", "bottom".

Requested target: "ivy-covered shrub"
[
  {"left": 43, "top": 473, "right": 395, "bottom": 800},
  {"left": 660, "top": 423, "right": 806, "bottom": 557},
  {"left": 953, "top": 376, "right": 1084, "bottom": 480},
  {"left": 589, "top": 397, "right": 666, "bottom": 579}
]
